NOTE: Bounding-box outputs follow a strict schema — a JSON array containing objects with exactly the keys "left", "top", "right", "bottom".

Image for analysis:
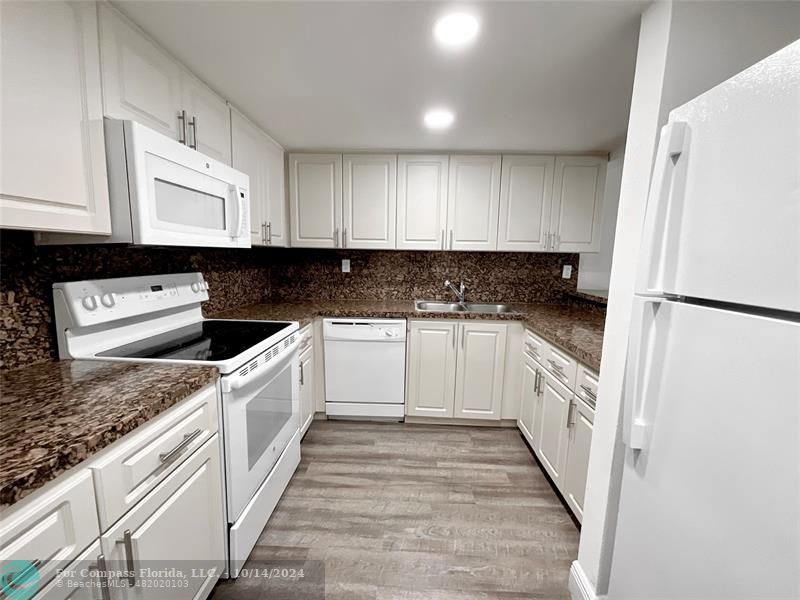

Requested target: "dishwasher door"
[{"left": 323, "top": 318, "right": 407, "bottom": 418}]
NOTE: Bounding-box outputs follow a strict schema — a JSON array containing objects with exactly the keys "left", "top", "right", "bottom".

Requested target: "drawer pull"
[
  {"left": 525, "top": 343, "right": 539, "bottom": 357},
  {"left": 93, "top": 554, "right": 112, "bottom": 600},
  {"left": 580, "top": 384, "right": 597, "bottom": 401},
  {"left": 548, "top": 359, "right": 565, "bottom": 374},
  {"left": 120, "top": 530, "right": 136, "bottom": 586},
  {"left": 533, "top": 369, "right": 540, "bottom": 393},
  {"left": 159, "top": 428, "right": 202, "bottom": 464}
]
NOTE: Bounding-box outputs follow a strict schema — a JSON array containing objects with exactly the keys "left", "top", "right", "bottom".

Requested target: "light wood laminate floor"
[{"left": 215, "top": 421, "right": 579, "bottom": 599}]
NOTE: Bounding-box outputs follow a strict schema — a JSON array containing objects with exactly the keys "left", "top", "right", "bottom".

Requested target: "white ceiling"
[{"left": 113, "top": 1, "right": 645, "bottom": 152}]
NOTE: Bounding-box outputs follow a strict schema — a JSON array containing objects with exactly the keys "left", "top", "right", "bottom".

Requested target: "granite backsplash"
[
  {"left": 267, "top": 248, "right": 580, "bottom": 304},
  {"left": 0, "top": 232, "right": 582, "bottom": 370}
]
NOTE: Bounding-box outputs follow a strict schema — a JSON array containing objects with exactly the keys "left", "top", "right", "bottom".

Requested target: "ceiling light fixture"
[
  {"left": 434, "top": 12, "right": 480, "bottom": 49},
  {"left": 424, "top": 108, "right": 455, "bottom": 130}
]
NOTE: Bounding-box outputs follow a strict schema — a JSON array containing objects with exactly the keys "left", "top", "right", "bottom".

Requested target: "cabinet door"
[
  {"left": 536, "top": 370, "right": 572, "bottom": 487},
  {"left": 396, "top": 155, "right": 449, "bottom": 250},
  {"left": 342, "top": 154, "right": 397, "bottom": 249},
  {"left": 497, "top": 155, "right": 554, "bottom": 251},
  {"left": 446, "top": 155, "right": 501, "bottom": 251},
  {"left": 289, "top": 153, "right": 342, "bottom": 248},
  {"left": 550, "top": 156, "right": 606, "bottom": 252},
  {"left": 563, "top": 398, "right": 595, "bottom": 523},
  {"left": 264, "top": 136, "right": 288, "bottom": 247},
  {"left": 34, "top": 539, "right": 104, "bottom": 600},
  {"left": 299, "top": 343, "right": 315, "bottom": 435},
  {"left": 181, "top": 73, "right": 231, "bottom": 165},
  {"left": 406, "top": 321, "right": 457, "bottom": 418},
  {"left": 101, "top": 436, "right": 224, "bottom": 600},
  {"left": 231, "top": 109, "right": 268, "bottom": 246},
  {"left": 98, "top": 4, "right": 182, "bottom": 140},
  {"left": 518, "top": 355, "right": 538, "bottom": 442},
  {"left": 454, "top": 323, "right": 507, "bottom": 420},
  {"left": 0, "top": 1, "right": 111, "bottom": 234}
]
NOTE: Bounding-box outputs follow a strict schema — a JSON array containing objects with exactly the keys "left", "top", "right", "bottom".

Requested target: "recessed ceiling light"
[
  {"left": 424, "top": 108, "right": 455, "bottom": 130},
  {"left": 434, "top": 12, "right": 480, "bottom": 49}
]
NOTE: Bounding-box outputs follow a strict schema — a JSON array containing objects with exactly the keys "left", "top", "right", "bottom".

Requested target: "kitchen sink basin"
[{"left": 414, "top": 300, "right": 519, "bottom": 315}]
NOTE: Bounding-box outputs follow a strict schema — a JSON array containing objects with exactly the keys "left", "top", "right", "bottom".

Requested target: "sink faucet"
[{"left": 444, "top": 279, "right": 467, "bottom": 303}]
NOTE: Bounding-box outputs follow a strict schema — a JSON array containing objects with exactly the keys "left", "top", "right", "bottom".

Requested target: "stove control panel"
[{"left": 54, "top": 273, "right": 209, "bottom": 329}]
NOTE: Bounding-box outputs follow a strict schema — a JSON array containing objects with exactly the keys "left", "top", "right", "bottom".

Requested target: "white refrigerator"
[{"left": 607, "top": 41, "right": 800, "bottom": 599}]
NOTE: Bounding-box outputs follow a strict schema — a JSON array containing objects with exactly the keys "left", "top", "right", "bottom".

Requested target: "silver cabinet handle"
[
  {"left": 177, "top": 110, "right": 187, "bottom": 145},
  {"left": 580, "top": 384, "right": 597, "bottom": 401},
  {"left": 94, "top": 554, "right": 112, "bottom": 600},
  {"left": 555, "top": 233, "right": 560, "bottom": 250},
  {"left": 299, "top": 361, "right": 304, "bottom": 386},
  {"left": 333, "top": 227, "right": 339, "bottom": 248},
  {"left": 449, "top": 229, "right": 454, "bottom": 250},
  {"left": 533, "top": 369, "right": 540, "bottom": 393},
  {"left": 441, "top": 229, "right": 445, "bottom": 250},
  {"left": 548, "top": 359, "right": 565, "bottom": 373},
  {"left": 261, "top": 222, "right": 266, "bottom": 245},
  {"left": 451, "top": 326, "right": 456, "bottom": 350},
  {"left": 544, "top": 232, "right": 549, "bottom": 250},
  {"left": 159, "top": 428, "right": 202, "bottom": 464},
  {"left": 524, "top": 343, "right": 538, "bottom": 358},
  {"left": 566, "top": 400, "right": 576, "bottom": 428},
  {"left": 189, "top": 115, "right": 198, "bottom": 149},
  {"left": 120, "top": 530, "right": 136, "bottom": 586},
  {"left": 343, "top": 227, "right": 347, "bottom": 248},
  {"left": 267, "top": 222, "right": 272, "bottom": 245},
  {"left": 460, "top": 326, "right": 465, "bottom": 350}
]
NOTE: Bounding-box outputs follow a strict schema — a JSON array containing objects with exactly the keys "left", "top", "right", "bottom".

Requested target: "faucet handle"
[{"left": 444, "top": 279, "right": 452, "bottom": 288}]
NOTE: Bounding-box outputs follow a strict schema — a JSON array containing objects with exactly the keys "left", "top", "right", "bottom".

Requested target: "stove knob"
[
  {"left": 100, "top": 292, "right": 116, "bottom": 308},
  {"left": 191, "top": 282, "right": 201, "bottom": 293},
  {"left": 81, "top": 295, "right": 98, "bottom": 311}
]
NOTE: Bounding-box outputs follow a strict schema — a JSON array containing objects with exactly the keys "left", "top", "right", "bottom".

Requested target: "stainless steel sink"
[
  {"left": 415, "top": 300, "right": 518, "bottom": 315},
  {"left": 415, "top": 300, "right": 467, "bottom": 312}
]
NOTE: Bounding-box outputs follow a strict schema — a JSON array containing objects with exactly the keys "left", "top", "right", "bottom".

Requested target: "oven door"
[
  {"left": 122, "top": 119, "right": 251, "bottom": 248},
  {"left": 221, "top": 340, "right": 300, "bottom": 521}
]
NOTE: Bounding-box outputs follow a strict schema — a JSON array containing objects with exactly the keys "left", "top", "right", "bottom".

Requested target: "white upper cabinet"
[
  {"left": 396, "top": 155, "right": 449, "bottom": 250},
  {"left": 453, "top": 322, "right": 507, "bottom": 419},
  {"left": 289, "top": 153, "right": 343, "bottom": 248},
  {"left": 550, "top": 156, "right": 606, "bottom": 252},
  {"left": 446, "top": 155, "right": 502, "bottom": 251},
  {"left": 99, "top": 4, "right": 232, "bottom": 164},
  {"left": 232, "top": 109, "right": 287, "bottom": 247},
  {"left": 497, "top": 155, "right": 555, "bottom": 251},
  {"left": 343, "top": 154, "right": 397, "bottom": 249},
  {"left": 98, "top": 4, "right": 182, "bottom": 139},
  {"left": 0, "top": 1, "right": 111, "bottom": 234},
  {"left": 181, "top": 73, "right": 232, "bottom": 165}
]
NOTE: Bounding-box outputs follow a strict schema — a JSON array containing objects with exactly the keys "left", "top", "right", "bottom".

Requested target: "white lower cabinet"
[
  {"left": 518, "top": 328, "right": 597, "bottom": 522},
  {"left": 563, "top": 398, "right": 595, "bottom": 522},
  {"left": 406, "top": 321, "right": 506, "bottom": 421},
  {"left": 101, "top": 435, "right": 225, "bottom": 600},
  {"left": 299, "top": 327, "right": 315, "bottom": 435},
  {"left": 536, "top": 370, "right": 572, "bottom": 486}
]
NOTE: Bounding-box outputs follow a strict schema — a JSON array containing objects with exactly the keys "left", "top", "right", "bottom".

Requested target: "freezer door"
[
  {"left": 610, "top": 298, "right": 800, "bottom": 599},
  {"left": 636, "top": 41, "right": 799, "bottom": 312}
]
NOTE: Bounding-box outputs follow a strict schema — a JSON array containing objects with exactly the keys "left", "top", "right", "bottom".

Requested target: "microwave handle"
[{"left": 230, "top": 185, "right": 249, "bottom": 240}]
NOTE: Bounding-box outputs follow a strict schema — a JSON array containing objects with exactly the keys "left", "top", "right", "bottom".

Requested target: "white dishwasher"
[{"left": 323, "top": 318, "right": 406, "bottom": 419}]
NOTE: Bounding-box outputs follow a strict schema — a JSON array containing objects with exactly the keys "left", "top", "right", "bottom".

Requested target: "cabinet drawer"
[
  {"left": 91, "top": 384, "right": 218, "bottom": 531},
  {"left": 0, "top": 471, "right": 99, "bottom": 590},
  {"left": 100, "top": 435, "right": 224, "bottom": 597},
  {"left": 33, "top": 539, "right": 104, "bottom": 600},
  {"left": 523, "top": 329, "right": 547, "bottom": 363},
  {"left": 544, "top": 344, "right": 577, "bottom": 391},
  {"left": 576, "top": 363, "right": 599, "bottom": 409}
]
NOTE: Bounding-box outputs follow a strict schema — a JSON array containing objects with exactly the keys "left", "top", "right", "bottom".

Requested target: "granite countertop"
[
  {"left": 0, "top": 360, "right": 218, "bottom": 508},
  {"left": 213, "top": 299, "right": 605, "bottom": 371}
]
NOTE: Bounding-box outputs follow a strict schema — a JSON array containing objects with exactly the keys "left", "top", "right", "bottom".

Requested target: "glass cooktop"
[{"left": 97, "top": 320, "right": 293, "bottom": 362}]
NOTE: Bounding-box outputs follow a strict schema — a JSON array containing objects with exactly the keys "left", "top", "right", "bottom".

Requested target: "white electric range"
[{"left": 53, "top": 272, "right": 302, "bottom": 577}]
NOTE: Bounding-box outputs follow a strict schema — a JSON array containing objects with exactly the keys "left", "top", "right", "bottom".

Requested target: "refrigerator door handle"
[
  {"left": 624, "top": 297, "right": 670, "bottom": 450},
  {"left": 636, "top": 121, "right": 690, "bottom": 297}
]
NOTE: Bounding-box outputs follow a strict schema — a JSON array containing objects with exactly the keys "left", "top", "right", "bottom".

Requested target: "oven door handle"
[{"left": 221, "top": 335, "right": 301, "bottom": 393}]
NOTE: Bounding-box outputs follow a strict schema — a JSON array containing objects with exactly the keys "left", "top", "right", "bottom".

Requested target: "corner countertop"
[
  {"left": 0, "top": 360, "right": 218, "bottom": 508},
  {"left": 212, "top": 299, "right": 605, "bottom": 372}
]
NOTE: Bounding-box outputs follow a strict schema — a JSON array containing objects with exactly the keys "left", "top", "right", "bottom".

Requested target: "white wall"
[
  {"left": 571, "top": 2, "right": 800, "bottom": 598},
  {"left": 577, "top": 145, "right": 625, "bottom": 292}
]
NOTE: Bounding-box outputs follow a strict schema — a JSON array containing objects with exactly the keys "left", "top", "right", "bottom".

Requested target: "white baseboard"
[{"left": 569, "top": 561, "right": 600, "bottom": 600}]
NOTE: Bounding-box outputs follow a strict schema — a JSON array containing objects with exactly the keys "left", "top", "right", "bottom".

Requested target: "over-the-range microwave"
[{"left": 37, "top": 118, "right": 251, "bottom": 248}]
